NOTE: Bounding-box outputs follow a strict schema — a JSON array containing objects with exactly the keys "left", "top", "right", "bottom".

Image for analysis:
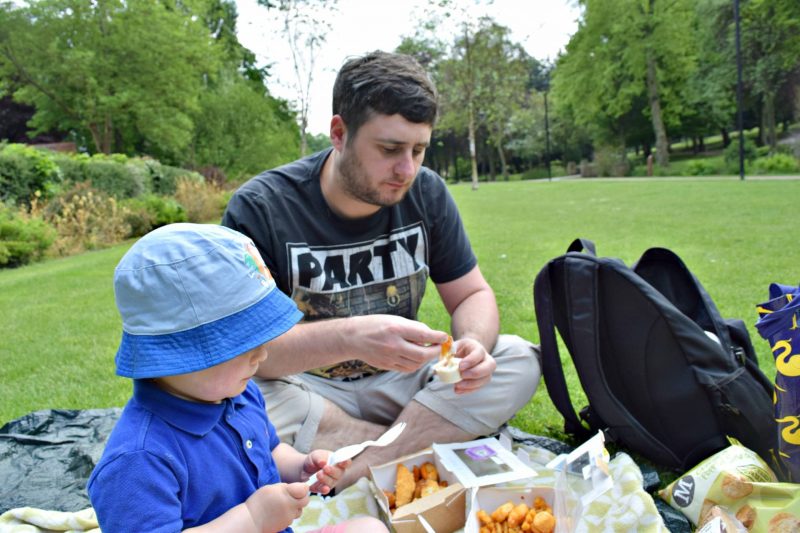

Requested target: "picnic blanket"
[{"left": 0, "top": 409, "right": 687, "bottom": 532}]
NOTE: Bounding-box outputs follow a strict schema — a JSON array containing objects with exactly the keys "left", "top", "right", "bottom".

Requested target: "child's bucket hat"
[{"left": 113, "top": 223, "right": 302, "bottom": 378}]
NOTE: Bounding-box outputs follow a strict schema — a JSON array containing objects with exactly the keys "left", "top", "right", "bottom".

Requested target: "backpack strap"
[
  {"left": 567, "top": 238, "right": 596, "bottom": 255},
  {"left": 533, "top": 252, "right": 593, "bottom": 439},
  {"left": 726, "top": 318, "right": 774, "bottom": 394}
]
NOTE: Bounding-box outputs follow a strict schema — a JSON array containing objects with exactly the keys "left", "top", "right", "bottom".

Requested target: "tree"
[
  {"left": 257, "top": 0, "right": 336, "bottom": 156},
  {"left": 552, "top": 0, "right": 698, "bottom": 167},
  {"left": 469, "top": 22, "right": 530, "bottom": 181},
  {"left": 740, "top": 0, "right": 800, "bottom": 150},
  {"left": 191, "top": 75, "right": 299, "bottom": 179},
  {"left": 0, "top": 0, "right": 219, "bottom": 156}
]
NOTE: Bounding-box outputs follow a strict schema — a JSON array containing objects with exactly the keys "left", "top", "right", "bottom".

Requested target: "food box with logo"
[{"left": 369, "top": 437, "right": 537, "bottom": 533}]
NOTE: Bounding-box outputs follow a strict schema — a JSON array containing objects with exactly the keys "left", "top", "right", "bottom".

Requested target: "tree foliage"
[{"left": 0, "top": 0, "right": 219, "bottom": 156}]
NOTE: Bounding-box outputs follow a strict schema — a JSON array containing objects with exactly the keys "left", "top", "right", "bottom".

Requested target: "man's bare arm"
[
  {"left": 258, "top": 314, "right": 449, "bottom": 378},
  {"left": 436, "top": 265, "right": 500, "bottom": 351}
]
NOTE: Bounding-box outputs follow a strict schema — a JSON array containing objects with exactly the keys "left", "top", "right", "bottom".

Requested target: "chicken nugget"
[
  {"left": 395, "top": 463, "right": 415, "bottom": 507},
  {"left": 532, "top": 510, "right": 555, "bottom": 533},
  {"left": 382, "top": 489, "right": 396, "bottom": 509},
  {"left": 419, "top": 478, "right": 441, "bottom": 498},
  {"left": 420, "top": 462, "right": 439, "bottom": 481},
  {"left": 491, "top": 501, "right": 514, "bottom": 523},
  {"left": 413, "top": 464, "right": 421, "bottom": 482},
  {"left": 477, "top": 509, "right": 494, "bottom": 526},
  {"left": 533, "top": 496, "right": 550, "bottom": 512},
  {"left": 508, "top": 503, "right": 530, "bottom": 528}
]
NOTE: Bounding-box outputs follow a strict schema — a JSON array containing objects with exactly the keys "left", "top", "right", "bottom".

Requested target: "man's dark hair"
[{"left": 332, "top": 51, "right": 438, "bottom": 140}]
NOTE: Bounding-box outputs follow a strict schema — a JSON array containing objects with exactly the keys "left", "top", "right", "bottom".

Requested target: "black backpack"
[{"left": 533, "top": 239, "right": 779, "bottom": 473}]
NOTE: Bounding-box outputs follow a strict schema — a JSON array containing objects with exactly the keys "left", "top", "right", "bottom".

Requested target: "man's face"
[{"left": 336, "top": 113, "right": 432, "bottom": 208}]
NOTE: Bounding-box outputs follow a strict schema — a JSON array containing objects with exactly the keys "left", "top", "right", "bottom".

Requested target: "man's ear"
[{"left": 329, "top": 115, "right": 347, "bottom": 151}]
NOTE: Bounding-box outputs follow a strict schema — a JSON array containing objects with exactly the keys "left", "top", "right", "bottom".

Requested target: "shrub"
[
  {"left": 174, "top": 178, "right": 226, "bottom": 223},
  {"left": 84, "top": 158, "right": 144, "bottom": 199},
  {"left": 723, "top": 138, "right": 757, "bottom": 169},
  {"left": 686, "top": 159, "right": 719, "bottom": 176},
  {"left": 0, "top": 144, "right": 62, "bottom": 205},
  {"left": 0, "top": 202, "right": 56, "bottom": 267},
  {"left": 593, "top": 146, "right": 630, "bottom": 177},
  {"left": 121, "top": 194, "right": 187, "bottom": 237},
  {"left": 43, "top": 182, "right": 131, "bottom": 256},
  {"left": 147, "top": 161, "right": 204, "bottom": 195},
  {"left": 752, "top": 153, "right": 800, "bottom": 174}
]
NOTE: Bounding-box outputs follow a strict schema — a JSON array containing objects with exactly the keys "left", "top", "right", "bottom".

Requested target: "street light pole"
[{"left": 734, "top": 0, "right": 745, "bottom": 180}]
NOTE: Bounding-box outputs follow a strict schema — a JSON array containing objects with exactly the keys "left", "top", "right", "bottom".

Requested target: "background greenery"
[
  {"left": 2, "top": 1, "right": 799, "bottom": 182},
  {"left": 2, "top": 178, "right": 795, "bottom": 448}
]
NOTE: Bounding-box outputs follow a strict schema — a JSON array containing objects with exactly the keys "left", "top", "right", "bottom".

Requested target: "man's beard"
[{"left": 338, "top": 148, "right": 407, "bottom": 208}]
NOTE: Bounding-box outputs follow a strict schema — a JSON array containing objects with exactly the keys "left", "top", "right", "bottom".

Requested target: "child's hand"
[
  {"left": 303, "top": 450, "right": 351, "bottom": 495},
  {"left": 245, "top": 482, "right": 309, "bottom": 532}
]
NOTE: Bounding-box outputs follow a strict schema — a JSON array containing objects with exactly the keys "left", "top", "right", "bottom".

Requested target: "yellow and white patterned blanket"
[{"left": 0, "top": 447, "right": 667, "bottom": 533}]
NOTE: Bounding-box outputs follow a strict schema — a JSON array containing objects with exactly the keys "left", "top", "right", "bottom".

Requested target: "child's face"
[{"left": 155, "top": 344, "right": 268, "bottom": 403}]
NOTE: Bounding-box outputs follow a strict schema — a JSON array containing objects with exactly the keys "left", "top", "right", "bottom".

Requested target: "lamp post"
[{"left": 734, "top": 0, "right": 745, "bottom": 180}]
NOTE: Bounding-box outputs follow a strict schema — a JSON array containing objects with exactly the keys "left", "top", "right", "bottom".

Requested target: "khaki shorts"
[{"left": 255, "top": 334, "right": 541, "bottom": 452}]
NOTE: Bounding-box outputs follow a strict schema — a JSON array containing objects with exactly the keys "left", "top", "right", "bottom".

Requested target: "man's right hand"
[{"left": 346, "top": 315, "right": 449, "bottom": 372}]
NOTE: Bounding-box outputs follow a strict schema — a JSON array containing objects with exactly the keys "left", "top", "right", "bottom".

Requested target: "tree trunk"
[
  {"left": 645, "top": 53, "right": 669, "bottom": 167},
  {"left": 299, "top": 116, "right": 308, "bottom": 157},
  {"left": 497, "top": 141, "right": 508, "bottom": 181},
  {"left": 763, "top": 92, "right": 777, "bottom": 152},
  {"left": 721, "top": 128, "right": 730, "bottom": 147},
  {"left": 468, "top": 108, "right": 479, "bottom": 190}
]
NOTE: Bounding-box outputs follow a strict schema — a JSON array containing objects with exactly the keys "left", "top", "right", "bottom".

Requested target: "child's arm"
[
  {"left": 272, "top": 442, "right": 351, "bottom": 495},
  {"left": 184, "top": 482, "right": 309, "bottom": 533}
]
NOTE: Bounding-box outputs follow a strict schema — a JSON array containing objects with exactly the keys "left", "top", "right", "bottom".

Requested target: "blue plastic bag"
[{"left": 755, "top": 283, "right": 800, "bottom": 482}]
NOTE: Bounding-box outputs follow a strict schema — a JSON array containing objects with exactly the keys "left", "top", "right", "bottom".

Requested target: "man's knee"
[
  {"left": 490, "top": 334, "right": 542, "bottom": 409},
  {"left": 492, "top": 334, "right": 542, "bottom": 376}
]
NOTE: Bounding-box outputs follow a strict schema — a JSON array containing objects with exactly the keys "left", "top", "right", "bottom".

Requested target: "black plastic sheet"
[
  {"left": 0, "top": 408, "right": 121, "bottom": 514},
  {"left": 0, "top": 410, "right": 691, "bottom": 532}
]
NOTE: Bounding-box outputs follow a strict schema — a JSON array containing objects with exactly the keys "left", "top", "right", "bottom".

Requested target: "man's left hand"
[{"left": 452, "top": 338, "right": 496, "bottom": 394}]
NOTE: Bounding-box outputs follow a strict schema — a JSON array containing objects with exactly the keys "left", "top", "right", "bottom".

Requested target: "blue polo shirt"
[{"left": 88, "top": 379, "right": 289, "bottom": 533}]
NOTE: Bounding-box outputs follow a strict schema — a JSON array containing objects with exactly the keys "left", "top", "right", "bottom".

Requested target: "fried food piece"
[
  {"left": 533, "top": 496, "right": 549, "bottom": 512},
  {"left": 412, "top": 464, "right": 421, "bottom": 482},
  {"left": 477, "top": 510, "right": 494, "bottom": 526},
  {"left": 382, "top": 489, "right": 396, "bottom": 509},
  {"left": 441, "top": 335, "right": 453, "bottom": 358},
  {"left": 532, "top": 510, "right": 555, "bottom": 533},
  {"left": 491, "top": 501, "right": 514, "bottom": 523},
  {"left": 395, "top": 463, "right": 415, "bottom": 507},
  {"left": 507, "top": 503, "right": 530, "bottom": 528},
  {"left": 420, "top": 462, "right": 439, "bottom": 481},
  {"left": 419, "top": 478, "right": 441, "bottom": 498}
]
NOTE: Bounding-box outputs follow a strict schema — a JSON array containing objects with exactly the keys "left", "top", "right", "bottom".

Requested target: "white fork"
[{"left": 306, "top": 422, "right": 407, "bottom": 486}]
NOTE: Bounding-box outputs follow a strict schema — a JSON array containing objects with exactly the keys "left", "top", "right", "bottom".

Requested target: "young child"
[{"left": 88, "top": 223, "right": 388, "bottom": 533}]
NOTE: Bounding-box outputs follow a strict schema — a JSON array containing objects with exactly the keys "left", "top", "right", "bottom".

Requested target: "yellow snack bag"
[{"left": 659, "top": 443, "right": 800, "bottom": 532}]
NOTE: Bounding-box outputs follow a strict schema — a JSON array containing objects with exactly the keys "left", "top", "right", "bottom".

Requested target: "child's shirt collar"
[{"left": 132, "top": 379, "right": 247, "bottom": 437}]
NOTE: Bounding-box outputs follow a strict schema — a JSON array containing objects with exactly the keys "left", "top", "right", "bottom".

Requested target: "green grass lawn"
[{"left": 2, "top": 178, "right": 797, "bottom": 452}]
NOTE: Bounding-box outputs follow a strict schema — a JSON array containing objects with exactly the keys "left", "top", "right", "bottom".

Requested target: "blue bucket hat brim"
[
  {"left": 112, "top": 223, "right": 303, "bottom": 379},
  {"left": 115, "top": 281, "right": 303, "bottom": 379}
]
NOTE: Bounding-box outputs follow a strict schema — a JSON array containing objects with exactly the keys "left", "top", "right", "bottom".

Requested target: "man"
[{"left": 222, "top": 51, "right": 541, "bottom": 488}]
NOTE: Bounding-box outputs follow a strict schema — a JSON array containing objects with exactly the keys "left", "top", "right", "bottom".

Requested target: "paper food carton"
[
  {"left": 369, "top": 437, "right": 538, "bottom": 533},
  {"left": 369, "top": 448, "right": 466, "bottom": 533},
  {"left": 464, "top": 486, "right": 556, "bottom": 533}
]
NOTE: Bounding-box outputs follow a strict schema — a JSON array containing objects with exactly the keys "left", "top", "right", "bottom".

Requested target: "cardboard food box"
[
  {"left": 463, "top": 486, "right": 556, "bottom": 533},
  {"left": 369, "top": 438, "right": 538, "bottom": 533}
]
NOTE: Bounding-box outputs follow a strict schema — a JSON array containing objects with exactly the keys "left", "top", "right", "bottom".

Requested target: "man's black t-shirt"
[{"left": 222, "top": 149, "right": 476, "bottom": 379}]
